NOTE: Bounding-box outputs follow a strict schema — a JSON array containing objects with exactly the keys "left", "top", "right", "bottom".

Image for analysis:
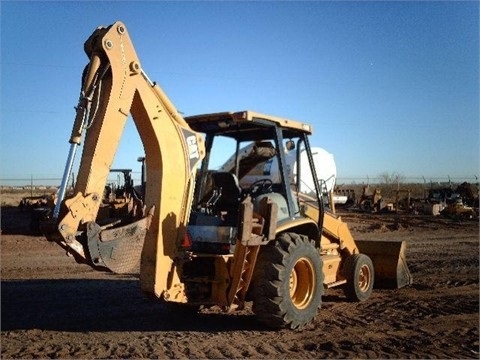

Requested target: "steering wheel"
[{"left": 249, "top": 178, "right": 273, "bottom": 196}]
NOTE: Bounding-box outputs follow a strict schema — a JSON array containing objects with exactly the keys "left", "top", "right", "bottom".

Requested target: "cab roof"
[{"left": 184, "top": 110, "right": 313, "bottom": 141}]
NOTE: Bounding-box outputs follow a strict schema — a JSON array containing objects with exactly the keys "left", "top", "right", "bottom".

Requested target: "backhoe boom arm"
[{"left": 53, "top": 22, "right": 205, "bottom": 297}]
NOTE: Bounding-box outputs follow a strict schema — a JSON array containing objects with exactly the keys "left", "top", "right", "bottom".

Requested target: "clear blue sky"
[{"left": 1, "top": 1, "right": 479, "bottom": 185}]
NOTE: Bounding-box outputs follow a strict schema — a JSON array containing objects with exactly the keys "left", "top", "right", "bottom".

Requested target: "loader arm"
[
  {"left": 298, "top": 192, "right": 412, "bottom": 288},
  {"left": 53, "top": 22, "right": 205, "bottom": 297},
  {"left": 297, "top": 193, "right": 358, "bottom": 254}
]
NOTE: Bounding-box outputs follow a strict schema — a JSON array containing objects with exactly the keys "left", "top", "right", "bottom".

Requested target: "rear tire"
[
  {"left": 343, "top": 253, "right": 374, "bottom": 301},
  {"left": 252, "top": 232, "right": 323, "bottom": 329}
]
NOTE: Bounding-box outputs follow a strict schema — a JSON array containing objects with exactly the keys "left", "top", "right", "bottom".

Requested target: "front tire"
[
  {"left": 343, "top": 253, "right": 374, "bottom": 301},
  {"left": 252, "top": 232, "right": 323, "bottom": 329}
]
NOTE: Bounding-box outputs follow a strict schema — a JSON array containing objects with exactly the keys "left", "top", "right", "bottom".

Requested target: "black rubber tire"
[
  {"left": 251, "top": 232, "right": 323, "bottom": 329},
  {"left": 343, "top": 253, "right": 374, "bottom": 302}
]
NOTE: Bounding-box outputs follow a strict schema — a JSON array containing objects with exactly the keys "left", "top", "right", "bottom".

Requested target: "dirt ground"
[{"left": 1, "top": 203, "right": 478, "bottom": 359}]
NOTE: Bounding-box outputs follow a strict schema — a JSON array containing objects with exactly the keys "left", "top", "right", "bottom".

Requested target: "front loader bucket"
[{"left": 355, "top": 239, "right": 413, "bottom": 289}]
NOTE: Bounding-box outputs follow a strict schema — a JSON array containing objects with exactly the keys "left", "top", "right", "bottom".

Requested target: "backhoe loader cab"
[
  {"left": 186, "top": 111, "right": 323, "bottom": 249},
  {"left": 47, "top": 22, "right": 412, "bottom": 330}
]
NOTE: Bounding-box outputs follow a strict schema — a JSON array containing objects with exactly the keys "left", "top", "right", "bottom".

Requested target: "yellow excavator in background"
[{"left": 45, "top": 21, "right": 412, "bottom": 329}]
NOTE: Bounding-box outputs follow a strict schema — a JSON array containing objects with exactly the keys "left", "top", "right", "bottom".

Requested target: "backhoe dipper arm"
[{"left": 55, "top": 22, "right": 205, "bottom": 297}]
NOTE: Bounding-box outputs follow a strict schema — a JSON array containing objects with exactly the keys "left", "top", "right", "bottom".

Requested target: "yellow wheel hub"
[
  {"left": 289, "top": 257, "right": 316, "bottom": 309},
  {"left": 358, "top": 264, "right": 372, "bottom": 292}
]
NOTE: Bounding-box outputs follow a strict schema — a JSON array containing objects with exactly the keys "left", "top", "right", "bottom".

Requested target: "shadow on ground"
[{"left": 1, "top": 278, "right": 267, "bottom": 333}]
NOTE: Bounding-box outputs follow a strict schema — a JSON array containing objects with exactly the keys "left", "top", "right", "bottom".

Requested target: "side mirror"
[{"left": 285, "top": 140, "right": 295, "bottom": 151}]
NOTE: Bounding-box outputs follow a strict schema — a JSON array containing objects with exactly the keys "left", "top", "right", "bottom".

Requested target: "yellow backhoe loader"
[{"left": 45, "top": 21, "right": 412, "bottom": 329}]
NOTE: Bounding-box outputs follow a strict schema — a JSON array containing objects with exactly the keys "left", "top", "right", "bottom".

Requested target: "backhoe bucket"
[
  {"left": 86, "top": 218, "right": 149, "bottom": 274},
  {"left": 355, "top": 240, "right": 413, "bottom": 289}
]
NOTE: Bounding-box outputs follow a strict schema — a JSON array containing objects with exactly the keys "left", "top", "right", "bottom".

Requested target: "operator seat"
[{"left": 210, "top": 172, "right": 242, "bottom": 221}]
